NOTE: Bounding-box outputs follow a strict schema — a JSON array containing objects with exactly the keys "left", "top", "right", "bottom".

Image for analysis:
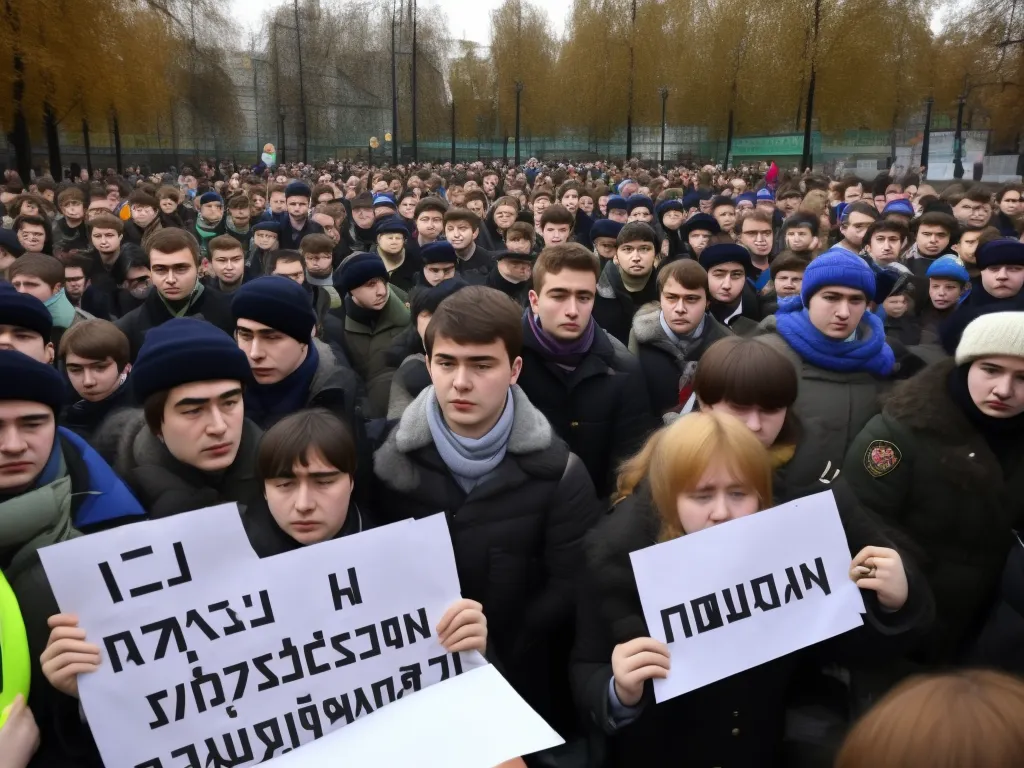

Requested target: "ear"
[{"left": 509, "top": 355, "right": 523, "bottom": 386}]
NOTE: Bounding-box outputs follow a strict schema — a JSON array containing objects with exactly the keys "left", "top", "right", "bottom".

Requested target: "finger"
[
  {"left": 49, "top": 662, "right": 100, "bottom": 681},
  {"left": 436, "top": 600, "right": 483, "bottom": 635},
  {"left": 626, "top": 637, "right": 671, "bottom": 656},
  {"left": 441, "top": 623, "right": 486, "bottom": 651},
  {"left": 438, "top": 610, "right": 486, "bottom": 642},
  {"left": 854, "top": 577, "right": 885, "bottom": 593},
  {"left": 623, "top": 650, "right": 671, "bottom": 673},
  {"left": 46, "top": 614, "right": 81, "bottom": 631},
  {"left": 42, "top": 651, "right": 102, "bottom": 673},
  {"left": 42, "top": 639, "right": 101, "bottom": 660},
  {"left": 629, "top": 664, "right": 670, "bottom": 681},
  {"left": 852, "top": 546, "right": 894, "bottom": 565},
  {"left": 45, "top": 627, "right": 90, "bottom": 647},
  {"left": 446, "top": 636, "right": 487, "bottom": 653}
]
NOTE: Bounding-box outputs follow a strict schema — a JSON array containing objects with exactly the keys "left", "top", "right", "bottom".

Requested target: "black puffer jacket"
[
  {"left": 96, "top": 409, "right": 264, "bottom": 519},
  {"left": 371, "top": 384, "right": 604, "bottom": 734},
  {"left": 115, "top": 284, "right": 236, "bottom": 362},
  {"left": 517, "top": 316, "right": 655, "bottom": 499},
  {"left": 969, "top": 543, "right": 1024, "bottom": 675},
  {"left": 572, "top": 484, "right": 933, "bottom": 768}
]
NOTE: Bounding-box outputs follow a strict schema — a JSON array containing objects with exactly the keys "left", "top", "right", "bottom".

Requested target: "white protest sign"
[
  {"left": 629, "top": 490, "right": 865, "bottom": 703},
  {"left": 40, "top": 506, "right": 487, "bottom": 768},
  {"left": 268, "top": 664, "right": 563, "bottom": 768}
]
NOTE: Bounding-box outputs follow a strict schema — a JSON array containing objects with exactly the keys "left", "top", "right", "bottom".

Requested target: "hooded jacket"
[
  {"left": 371, "top": 385, "right": 604, "bottom": 733},
  {"left": 629, "top": 304, "right": 733, "bottom": 418}
]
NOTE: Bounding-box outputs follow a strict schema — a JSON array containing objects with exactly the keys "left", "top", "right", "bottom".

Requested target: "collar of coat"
[
  {"left": 883, "top": 358, "right": 974, "bottom": 438},
  {"left": 373, "top": 384, "right": 553, "bottom": 492},
  {"left": 344, "top": 288, "right": 410, "bottom": 335}
]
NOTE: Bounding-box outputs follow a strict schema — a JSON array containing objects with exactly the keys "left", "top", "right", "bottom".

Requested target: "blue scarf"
[
  {"left": 243, "top": 341, "right": 320, "bottom": 426},
  {"left": 774, "top": 296, "right": 895, "bottom": 376}
]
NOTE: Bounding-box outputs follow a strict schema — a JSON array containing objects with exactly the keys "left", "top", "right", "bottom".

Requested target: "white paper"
[
  {"left": 40, "top": 508, "right": 489, "bottom": 768},
  {"left": 268, "top": 664, "right": 563, "bottom": 767},
  {"left": 629, "top": 490, "right": 865, "bottom": 703}
]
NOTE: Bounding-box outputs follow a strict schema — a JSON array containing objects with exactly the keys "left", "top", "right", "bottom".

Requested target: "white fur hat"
[{"left": 955, "top": 312, "right": 1024, "bottom": 365}]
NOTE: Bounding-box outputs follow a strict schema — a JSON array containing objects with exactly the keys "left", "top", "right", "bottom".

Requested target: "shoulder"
[
  {"left": 92, "top": 407, "right": 148, "bottom": 475},
  {"left": 597, "top": 328, "right": 642, "bottom": 373},
  {"left": 881, "top": 358, "right": 959, "bottom": 431}
]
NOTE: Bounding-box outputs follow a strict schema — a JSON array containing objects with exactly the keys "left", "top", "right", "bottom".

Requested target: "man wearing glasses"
[{"left": 735, "top": 208, "right": 778, "bottom": 291}]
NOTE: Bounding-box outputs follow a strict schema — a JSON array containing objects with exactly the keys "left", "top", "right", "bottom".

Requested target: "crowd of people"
[{"left": 1, "top": 153, "right": 1024, "bottom": 767}]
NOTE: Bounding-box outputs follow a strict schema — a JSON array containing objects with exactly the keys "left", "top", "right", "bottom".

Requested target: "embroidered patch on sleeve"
[{"left": 863, "top": 440, "right": 902, "bottom": 478}]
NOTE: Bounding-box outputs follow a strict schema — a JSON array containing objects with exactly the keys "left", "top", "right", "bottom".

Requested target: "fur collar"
[
  {"left": 883, "top": 358, "right": 967, "bottom": 438},
  {"left": 373, "top": 384, "right": 553, "bottom": 492},
  {"left": 630, "top": 302, "right": 666, "bottom": 345},
  {"left": 596, "top": 260, "right": 619, "bottom": 299}
]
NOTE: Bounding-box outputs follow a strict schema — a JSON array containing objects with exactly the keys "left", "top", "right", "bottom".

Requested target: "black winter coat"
[
  {"left": 593, "top": 261, "right": 659, "bottom": 345},
  {"left": 371, "top": 385, "right": 604, "bottom": 734},
  {"left": 843, "top": 359, "right": 1024, "bottom": 664},
  {"left": 517, "top": 317, "right": 655, "bottom": 499},
  {"left": 572, "top": 485, "right": 933, "bottom": 768},
  {"left": 115, "top": 283, "right": 236, "bottom": 362},
  {"left": 628, "top": 305, "right": 733, "bottom": 418},
  {"left": 969, "top": 542, "right": 1024, "bottom": 675},
  {"left": 96, "top": 409, "right": 264, "bottom": 519},
  {"left": 60, "top": 379, "right": 135, "bottom": 447}
]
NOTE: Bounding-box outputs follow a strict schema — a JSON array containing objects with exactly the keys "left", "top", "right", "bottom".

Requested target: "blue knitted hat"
[
  {"left": 0, "top": 349, "right": 65, "bottom": 412},
  {"left": 252, "top": 220, "right": 281, "bottom": 234},
  {"left": 882, "top": 199, "right": 914, "bottom": 217},
  {"left": 199, "top": 191, "right": 223, "bottom": 206},
  {"left": 656, "top": 199, "right": 685, "bottom": 216},
  {"left": 132, "top": 318, "right": 251, "bottom": 401},
  {"left": 590, "top": 219, "right": 623, "bottom": 242},
  {"left": 926, "top": 254, "right": 970, "bottom": 284},
  {"left": 232, "top": 276, "right": 317, "bottom": 344},
  {"left": 0, "top": 283, "right": 52, "bottom": 338},
  {"left": 681, "top": 191, "right": 700, "bottom": 210},
  {"left": 756, "top": 188, "right": 774, "bottom": 202},
  {"left": 374, "top": 215, "right": 409, "bottom": 237},
  {"left": 420, "top": 241, "right": 458, "bottom": 265},
  {"left": 337, "top": 252, "right": 389, "bottom": 294},
  {"left": 801, "top": 251, "right": 876, "bottom": 304},
  {"left": 680, "top": 213, "right": 721, "bottom": 237},
  {"left": 372, "top": 193, "right": 398, "bottom": 210},
  {"left": 976, "top": 239, "right": 1024, "bottom": 270},
  {"left": 626, "top": 194, "right": 654, "bottom": 214},
  {"left": 698, "top": 243, "right": 751, "bottom": 273},
  {"left": 0, "top": 229, "right": 26, "bottom": 257},
  {"left": 605, "top": 195, "right": 628, "bottom": 212},
  {"left": 284, "top": 180, "right": 311, "bottom": 199}
]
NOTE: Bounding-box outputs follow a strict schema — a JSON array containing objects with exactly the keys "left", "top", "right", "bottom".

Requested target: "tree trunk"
[
  {"left": 9, "top": 54, "right": 31, "bottom": 183},
  {"left": 82, "top": 118, "right": 93, "bottom": 178},
  {"left": 112, "top": 111, "right": 123, "bottom": 174},
  {"left": 44, "top": 101, "right": 61, "bottom": 179}
]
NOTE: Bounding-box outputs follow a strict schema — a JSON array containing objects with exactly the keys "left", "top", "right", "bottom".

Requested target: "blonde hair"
[
  {"left": 835, "top": 670, "right": 1024, "bottom": 768},
  {"left": 614, "top": 412, "right": 773, "bottom": 541}
]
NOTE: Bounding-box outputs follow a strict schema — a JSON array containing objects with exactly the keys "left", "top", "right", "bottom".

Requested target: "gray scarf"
[
  {"left": 306, "top": 272, "right": 334, "bottom": 287},
  {"left": 660, "top": 310, "right": 706, "bottom": 357},
  {"left": 426, "top": 388, "right": 515, "bottom": 492}
]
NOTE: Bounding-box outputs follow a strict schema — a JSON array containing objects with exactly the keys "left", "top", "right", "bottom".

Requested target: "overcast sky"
[
  {"left": 231, "top": 0, "right": 575, "bottom": 47},
  {"left": 232, "top": 0, "right": 951, "bottom": 46}
]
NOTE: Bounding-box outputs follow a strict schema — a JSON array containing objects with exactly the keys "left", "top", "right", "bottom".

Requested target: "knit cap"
[
  {"left": 800, "top": 251, "right": 876, "bottom": 305},
  {"left": 756, "top": 188, "right": 774, "bottom": 202},
  {"left": 605, "top": 195, "right": 628, "bottom": 213},
  {"left": 626, "top": 194, "right": 654, "bottom": 214},
  {"left": 926, "top": 254, "right": 970, "bottom": 284},
  {"left": 231, "top": 276, "right": 317, "bottom": 344},
  {"left": 0, "top": 283, "right": 52, "bottom": 338},
  {"left": 590, "top": 219, "right": 623, "bottom": 242},
  {"left": 976, "top": 239, "right": 1024, "bottom": 271},
  {"left": 0, "top": 349, "right": 65, "bottom": 412},
  {"left": 372, "top": 193, "right": 398, "bottom": 210},
  {"left": 337, "top": 252, "right": 388, "bottom": 295},
  {"left": 955, "top": 311, "right": 1024, "bottom": 365},
  {"left": 284, "top": 181, "right": 312, "bottom": 199},
  {"left": 199, "top": 191, "right": 223, "bottom": 206},
  {"left": 132, "top": 318, "right": 251, "bottom": 401},
  {"left": 420, "top": 241, "right": 458, "bottom": 265},
  {"left": 882, "top": 199, "right": 914, "bottom": 217},
  {"left": 699, "top": 243, "right": 751, "bottom": 274}
]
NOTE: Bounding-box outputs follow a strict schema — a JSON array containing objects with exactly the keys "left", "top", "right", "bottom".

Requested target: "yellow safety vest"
[{"left": 0, "top": 568, "right": 30, "bottom": 728}]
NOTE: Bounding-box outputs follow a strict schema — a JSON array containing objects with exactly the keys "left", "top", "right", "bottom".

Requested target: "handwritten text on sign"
[
  {"left": 629, "top": 490, "right": 865, "bottom": 702},
  {"left": 40, "top": 506, "right": 483, "bottom": 768}
]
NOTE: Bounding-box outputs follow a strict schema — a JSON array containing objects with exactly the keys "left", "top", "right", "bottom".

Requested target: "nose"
[
  {"left": 565, "top": 297, "right": 579, "bottom": 318},
  {"left": 0, "top": 425, "right": 27, "bottom": 456},
  {"left": 83, "top": 368, "right": 96, "bottom": 387},
  {"left": 249, "top": 337, "right": 264, "bottom": 360},
  {"left": 206, "top": 408, "right": 228, "bottom": 436},
  {"left": 294, "top": 481, "right": 315, "bottom": 513},
  {"left": 452, "top": 364, "right": 472, "bottom": 392},
  {"left": 708, "top": 493, "right": 730, "bottom": 522},
  {"left": 834, "top": 301, "right": 851, "bottom": 319},
  {"left": 992, "top": 373, "right": 1013, "bottom": 399},
  {"left": 744, "top": 410, "right": 762, "bottom": 433}
]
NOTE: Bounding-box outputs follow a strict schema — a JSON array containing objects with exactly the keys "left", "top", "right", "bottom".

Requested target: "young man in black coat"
[
  {"left": 629, "top": 258, "right": 733, "bottom": 419},
  {"left": 114, "top": 228, "right": 235, "bottom": 362},
  {"left": 698, "top": 241, "right": 763, "bottom": 336},
  {"left": 371, "top": 285, "right": 604, "bottom": 737},
  {"left": 443, "top": 208, "right": 497, "bottom": 283},
  {"left": 518, "top": 243, "right": 655, "bottom": 499},
  {"left": 593, "top": 221, "right": 660, "bottom": 344}
]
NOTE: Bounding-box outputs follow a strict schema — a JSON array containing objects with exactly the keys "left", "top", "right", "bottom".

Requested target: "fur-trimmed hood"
[
  {"left": 596, "top": 259, "right": 621, "bottom": 300},
  {"left": 882, "top": 358, "right": 964, "bottom": 435},
  {"left": 630, "top": 301, "right": 668, "bottom": 346},
  {"left": 373, "top": 384, "right": 554, "bottom": 492}
]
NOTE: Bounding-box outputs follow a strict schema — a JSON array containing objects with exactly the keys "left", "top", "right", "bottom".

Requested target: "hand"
[
  {"left": 850, "top": 546, "right": 909, "bottom": 611},
  {"left": 0, "top": 695, "right": 40, "bottom": 768},
  {"left": 611, "top": 636, "right": 670, "bottom": 707},
  {"left": 436, "top": 599, "right": 487, "bottom": 655},
  {"left": 40, "top": 614, "right": 102, "bottom": 699}
]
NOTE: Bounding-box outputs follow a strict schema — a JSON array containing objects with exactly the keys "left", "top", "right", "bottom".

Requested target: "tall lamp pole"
[
  {"left": 658, "top": 86, "right": 669, "bottom": 166},
  {"left": 954, "top": 90, "right": 966, "bottom": 179},
  {"left": 920, "top": 96, "right": 933, "bottom": 176},
  {"left": 391, "top": 0, "right": 399, "bottom": 164},
  {"left": 514, "top": 81, "right": 523, "bottom": 166}
]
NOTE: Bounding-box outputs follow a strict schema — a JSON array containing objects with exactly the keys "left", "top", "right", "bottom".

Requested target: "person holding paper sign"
[
  {"left": 372, "top": 285, "right": 604, "bottom": 738},
  {"left": 572, "top": 411, "right": 928, "bottom": 767},
  {"left": 845, "top": 311, "right": 1024, "bottom": 667},
  {"left": 96, "top": 317, "right": 265, "bottom": 519}
]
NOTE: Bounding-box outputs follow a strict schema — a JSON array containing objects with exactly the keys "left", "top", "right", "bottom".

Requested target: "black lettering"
[
  {"left": 140, "top": 617, "right": 187, "bottom": 661},
  {"left": 660, "top": 602, "right": 693, "bottom": 643},
  {"left": 103, "top": 630, "right": 144, "bottom": 673},
  {"left": 302, "top": 631, "right": 330, "bottom": 676},
  {"left": 247, "top": 590, "right": 275, "bottom": 629},
  {"left": 98, "top": 560, "right": 124, "bottom": 603},
  {"left": 429, "top": 653, "right": 452, "bottom": 680},
  {"left": 453, "top": 652, "right": 463, "bottom": 675},
  {"left": 121, "top": 545, "right": 154, "bottom": 561},
  {"left": 800, "top": 557, "right": 832, "bottom": 596},
  {"left": 404, "top": 607, "right": 430, "bottom": 642},
  {"left": 371, "top": 676, "right": 397, "bottom": 708},
  {"left": 322, "top": 693, "right": 355, "bottom": 725},
  {"left": 252, "top": 653, "right": 279, "bottom": 692},
  {"left": 397, "top": 662, "right": 423, "bottom": 698},
  {"left": 691, "top": 593, "right": 724, "bottom": 633},
  {"left": 380, "top": 617, "right": 404, "bottom": 650},
  {"left": 134, "top": 761, "right": 162, "bottom": 768},
  {"left": 355, "top": 623, "right": 381, "bottom": 660},
  {"left": 173, "top": 682, "right": 187, "bottom": 723},
  {"left": 296, "top": 694, "right": 324, "bottom": 740},
  {"left": 784, "top": 566, "right": 804, "bottom": 603},
  {"left": 208, "top": 601, "right": 246, "bottom": 636},
  {"left": 722, "top": 583, "right": 752, "bottom": 623},
  {"left": 281, "top": 711, "right": 301, "bottom": 752},
  {"left": 253, "top": 716, "right": 285, "bottom": 761},
  {"left": 330, "top": 631, "right": 356, "bottom": 668},
  {"left": 751, "top": 574, "right": 781, "bottom": 612},
  {"left": 121, "top": 546, "right": 164, "bottom": 598},
  {"left": 328, "top": 567, "right": 362, "bottom": 611},
  {"left": 168, "top": 743, "right": 200, "bottom": 768},
  {"left": 145, "top": 689, "right": 169, "bottom": 730},
  {"left": 352, "top": 686, "right": 375, "bottom": 717},
  {"left": 202, "top": 729, "right": 253, "bottom": 768},
  {"left": 278, "top": 637, "right": 304, "bottom": 684},
  {"left": 166, "top": 542, "right": 192, "bottom": 587},
  {"left": 222, "top": 661, "right": 249, "bottom": 702},
  {"left": 184, "top": 609, "right": 219, "bottom": 641},
  {"left": 190, "top": 666, "right": 226, "bottom": 714}
]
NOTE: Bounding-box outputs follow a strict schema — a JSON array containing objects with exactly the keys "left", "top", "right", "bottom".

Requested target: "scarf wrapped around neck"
[
  {"left": 45, "top": 289, "right": 77, "bottom": 329},
  {"left": 525, "top": 310, "right": 596, "bottom": 367},
  {"left": 244, "top": 341, "right": 319, "bottom": 427},
  {"left": 426, "top": 388, "right": 515, "bottom": 493},
  {"left": 774, "top": 296, "right": 895, "bottom": 376}
]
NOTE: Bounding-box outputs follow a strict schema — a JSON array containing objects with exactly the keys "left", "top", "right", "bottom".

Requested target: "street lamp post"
[
  {"left": 658, "top": 86, "right": 669, "bottom": 166},
  {"left": 278, "top": 107, "right": 286, "bottom": 165},
  {"left": 920, "top": 96, "right": 933, "bottom": 175},
  {"left": 391, "top": 0, "right": 399, "bottom": 164},
  {"left": 514, "top": 81, "right": 523, "bottom": 166},
  {"left": 954, "top": 92, "right": 966, "bottom": 179}
]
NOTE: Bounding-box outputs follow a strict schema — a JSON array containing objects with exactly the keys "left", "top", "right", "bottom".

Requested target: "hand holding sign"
[
  {"left": 850, "top": 546, "right": 908, "bottom": 610},
  {"left": 612, "top": 637, "right": 670, "bottom": 707},
  {"left": 436, "top": 599, "right": 488, "bottom": 655},
  {"left": 39, "top": 614, "right": 101, "bottom": 700},
  {"left": 0, "top": 694, "right": 40, "bottom": 768}
]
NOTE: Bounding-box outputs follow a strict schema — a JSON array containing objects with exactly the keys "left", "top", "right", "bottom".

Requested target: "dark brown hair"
[
  {"left": 533, "top": 243, "right": 600, "bottom": 292},
  {"left": 505, "top": 221, "right": 535, "bottom": 243},
  {"left": 258, "top": 408, "right": 357, "bottom": 480},
  {"left": 443, "top": 208, "right": 481, "bottom": 231},
  {"left": 835, "top": 670, "right": 1024, "bottom": 768},
  {"left": 146, "top": 227, "right": 201, "bottom": 266},
  {"left": 227, "top": 193, "right": 250, "bottom": 211},
  {"left": 733, "top": 207, "right": 774, "bottom": 237},
  {"left": 695, "top": 336, "right": 800, "bottom": 426},
  {"left": 539, "top": 204, "right": 575, "bottom": 229},
  {"left": 864, "top": 218, "right": 908, "bottom": 245},
  {"left": 156, "top": 185, "right": 180, "bottom": 203},
  {"left": 88, "top": 213, "right": 124, "bottom": 236},
  {"left": 8, "top": 253, "right": 63, "bottom": 287},
  {"left": 58, "top": 318, "right": 130, "bottom": 369},
  {"left": 657, "top": 259, "right": 709, "bottom": 297},
  {"left": 208, "top": 235, "right": 244, "bottom": 256},
  {"left": 425, "top": 285, "right": 523, "bottom": 363},
  {"left": 57, "top": 187, "right": 85, "bottom": 208},
  {"left": 299, "top": 233, "right": 335, "bottom": 255},
  {"left": 769, "top": 250, "right": 810, "bottom": 276}
]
